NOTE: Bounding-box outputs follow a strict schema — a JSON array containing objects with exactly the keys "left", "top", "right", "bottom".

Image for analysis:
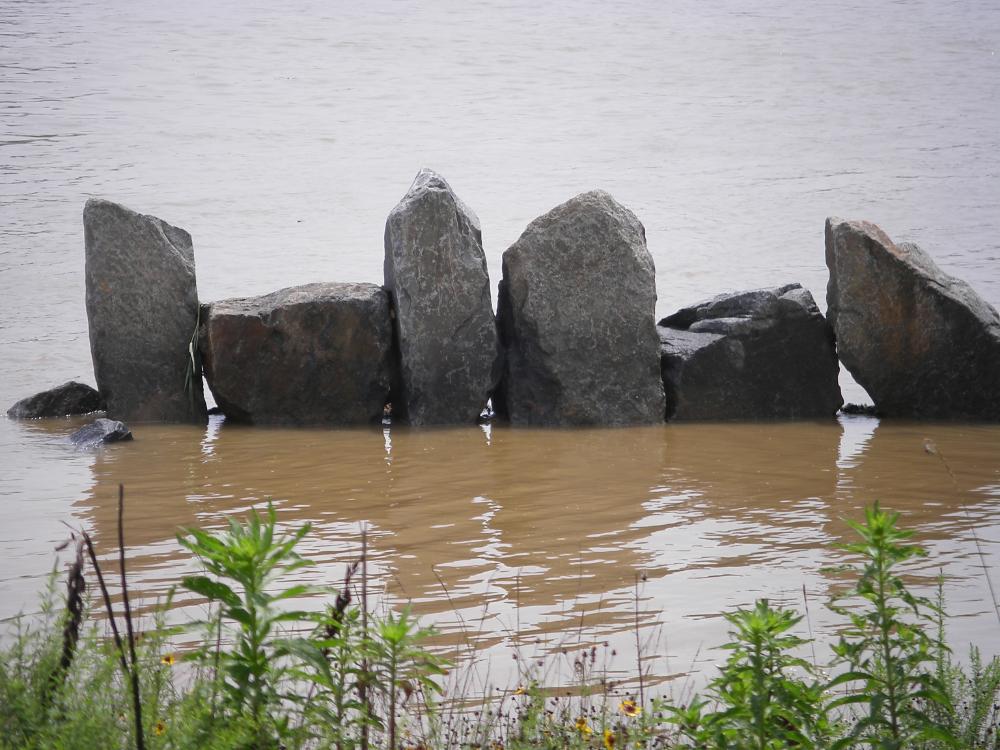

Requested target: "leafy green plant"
[
  {"left": 932, "top": 645, "right": 1000, "bottom": 749},
  {"left": 177, "top": 503, "right": 314, "bottom": 746},
  {"left": 666, "top": 599, "right": 829, "bottom": 749},
  {"left": 369, "top": 607, "right": 447, "bottom": 750},
  {"left": 282, "top": 560, "right": 374, "bottom": 750},
  {"left": 827, "top": 503, "right": 955, "bottom": 749}
]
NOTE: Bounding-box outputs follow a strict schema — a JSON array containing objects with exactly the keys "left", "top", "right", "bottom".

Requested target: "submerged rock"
[
  {"left": 658, "top": 283, "right": 843, "bottom": 420},
  {"left": 495, "top": 190, "right": 665, "bottom": 425},
  {"left": 383, "top": 169, "right": 500, "bottom": 425},
  {"left": 69, "top": 418, "right": 132, "bottom": 447},
  {"left": 84, "top": 199, "right": 206, "bottom": 423},
  {"left": 7, "top": 381, "right": 105, "bottom": 418},
  {"left": 826, "top": 218, "right": 1000, "bottom": 420},
  {"left": 200, "top": 282, "right": 394, "bottom": 425}
]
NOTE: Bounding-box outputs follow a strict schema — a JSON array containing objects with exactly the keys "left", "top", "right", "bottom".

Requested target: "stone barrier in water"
[
  {"left": 826, "top": 218, "right": 1000, "bottom": 420},
  {"left": 495, "top": 190, "right": 665, "bottom": 426},
  {"left": 83, "top": 199, "right": 207, "bottom": 423},
  {"left": 199, "top": 282, "right": 395, "bottom": 426},
  {"left": 14, "top": 192, "right": 998, "bottom": 430},
  {"left": 657, "top": 284, "right": 843, "bottom": 420}
]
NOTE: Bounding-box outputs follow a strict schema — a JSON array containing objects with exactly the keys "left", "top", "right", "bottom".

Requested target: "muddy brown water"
[{"left": 3, "top": 414, "right": 998, "bottom": 691}]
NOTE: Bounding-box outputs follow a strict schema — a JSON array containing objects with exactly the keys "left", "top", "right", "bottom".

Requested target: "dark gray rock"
[
  {"left": 84, "top": 199, "right": 206, "bottom": 423},
  {"left": 658, "top": 283, "right": 843, "bottom": 420},
  {"left": 383, "top": 169, "right": 500, "bottom": 425},
  {"left": 69, "top": 418, "right": 132, "bottom": 447},
  {"left": 200, "top": 282, "right": 394, "bottom": 425},
  {"left": 495, "top": 190, "right": 665, "bottom": 425},
  {"left": 7, "top": 381, "right": 105, "bottom": 418},
  {"left": 826, "top": 218, "right": 1000, "bottom": 420}
]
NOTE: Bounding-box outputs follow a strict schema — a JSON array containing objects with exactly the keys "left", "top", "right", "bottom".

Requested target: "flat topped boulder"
[
  {"left": 658, "top": 283, "right": 843, "bottom": 420},
  {"left": 495, "top": 190, "right": 665, "bottom": 426},
  {"left": 7, "top": 381, "right": 105, "bottom": 419},
  {"left": 826, "top": 218, "right": 1000, "bottom": 420},
  {"left": 200, "top": 282, "right": 394, "bottom": 426},
  {"left": 84, "top": 199, "right": 206, "bottom": 423},
  {"left": 383, "top": 169, "right": 499, "bottom": 425}
]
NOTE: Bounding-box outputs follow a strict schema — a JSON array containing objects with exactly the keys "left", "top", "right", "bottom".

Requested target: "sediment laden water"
[{"left": 2, "top": 415, "right": 998, "bottom": 690}]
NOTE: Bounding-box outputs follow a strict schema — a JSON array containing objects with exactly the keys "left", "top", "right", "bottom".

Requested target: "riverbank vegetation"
[{"left": 1, "top": 493, "right": 998, "bottom": 749}]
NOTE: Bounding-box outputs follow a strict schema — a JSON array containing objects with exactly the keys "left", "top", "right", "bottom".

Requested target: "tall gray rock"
[
  {"left": 383, "top": 169, "right": 499, "bottom": 424},
  {"left": 496, "top": 190, "right": 665, "bottom": 426},
  {"left": 658, "top": 284, "right": 843, "bottom": 420},
  {"left": 200, "top": 282, "right": 394, "bottom": 425},
  {"left": 826, "top": 218, "right": 1000, "bottom": 419},
  {"left": 84, "top": 199, "right": 206, "bottom": 423}
]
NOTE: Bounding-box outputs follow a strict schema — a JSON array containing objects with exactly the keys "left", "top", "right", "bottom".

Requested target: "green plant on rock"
[
  {"left": 178, "top": 503, "right": 314, "bottom": 747},
  {"left": 827, "top": 502, "right": 955, "bottom": 749}
]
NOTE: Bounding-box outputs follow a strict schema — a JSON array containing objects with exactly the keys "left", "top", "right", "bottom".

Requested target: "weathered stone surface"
[
  {"left": 84, "top": 199, "right": 206, "bottom": 423},
  {"left": 200, "top": 282, "right": 394, "bottom": 425},
  {"left": 658, "top": 283, "right": 843, "bottom": 420},
  {"left": 69, "top": 418, "right": 132, "bottom": 447},
  {"left": 495, "top": 190, "right": 665, "bottom": 425},
  {"left": 383, "top": 169, "right": 499, "bottom": 425},
  {"left": 7, "top": 381, "right": 105, "bottom": 418},
  {"left": 826, "top": 218, "right": 1000, "bottom": 420}
]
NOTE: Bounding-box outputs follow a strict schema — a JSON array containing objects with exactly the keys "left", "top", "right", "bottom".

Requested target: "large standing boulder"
[
  {"left": 84, "top": 199, "right": 206, "bottom": 423},
  {"left": 826, "top": 218, "right": 1000, "bottom": 420},
  {"left": 658, "top": 284, "right": 843, "bottom": 420},
  {"left": 200, "top": 282, "right": 394, "bottom": 425},
  {"left": 495, "top": 191, "right": 665, "bottom": 425},
  {"left": 7, "top": 381, "right": 105, "bottom": 418},
  {"left": 383, "top": 169, "right": 499, "bottom": 425}
]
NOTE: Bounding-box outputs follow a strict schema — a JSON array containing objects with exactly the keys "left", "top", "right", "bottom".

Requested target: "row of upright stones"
[{"left": 75, "top": 171, "right": 1000, "bottom": 427}]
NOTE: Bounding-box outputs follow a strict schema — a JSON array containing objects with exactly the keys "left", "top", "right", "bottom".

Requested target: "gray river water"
[{"left": 2, "top": 0, "right": 999, "bottom": 686}]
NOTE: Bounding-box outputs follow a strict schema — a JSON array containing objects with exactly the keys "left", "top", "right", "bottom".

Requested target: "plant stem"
[
  {"left": 117, "top": 485, "right": 145, "bottom": 750},
  {"left": 361, "top": 524, "right": 370, "bottom": 750},
  {"left": 634, "top": 572, "right": 645, "bottom": 708},
  {"left": 82, "top": 530, "right": 140, "bottom": 749}
]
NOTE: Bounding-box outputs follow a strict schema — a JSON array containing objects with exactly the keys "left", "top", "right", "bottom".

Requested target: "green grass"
[{"left": 1, "top": 496, "right": 998, "bottom": 749}]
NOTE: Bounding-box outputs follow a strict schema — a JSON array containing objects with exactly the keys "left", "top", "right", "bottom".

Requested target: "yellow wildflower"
[
  {"left": 155, "top": 720, "right": 167, "bottom": 736},
  {"left": 603, "top": 728, "right": 616, "bottom": 749},
  {"left": 575, "top": 716, "right": 593, "bottom": 736},
  {"left": 619, "top": 698, "right": 641, "bottom": 717},
  {"left": 160, "top": 653, "right": 176, "bottom": 667},
  {"left": 512, "top": 685, "right": 526, "bottom": 695}
]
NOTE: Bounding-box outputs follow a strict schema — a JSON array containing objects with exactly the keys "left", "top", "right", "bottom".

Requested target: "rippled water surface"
[{"left": 2, "top": 0, "right": 999, "bottom": 686}]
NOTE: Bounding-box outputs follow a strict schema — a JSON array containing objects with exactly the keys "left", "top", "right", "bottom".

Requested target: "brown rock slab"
[
  {"left": 825, "top": 218, "right": 1000, "bottom": 419},
  {"left": 200, "top": 282, "right": 394, "bottom": 425}
]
